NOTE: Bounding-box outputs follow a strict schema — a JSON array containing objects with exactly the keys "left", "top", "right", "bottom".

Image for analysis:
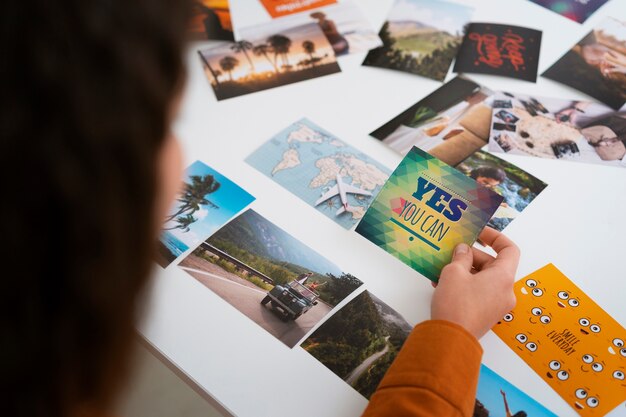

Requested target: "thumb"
[{"left": 450, "top": 243, "right": 473, "bottom": 272}]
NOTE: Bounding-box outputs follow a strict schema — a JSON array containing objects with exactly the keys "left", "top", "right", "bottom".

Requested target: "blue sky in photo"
[
  {"left": 388, "top": 0, "right": 473, "bottom": 35},
  {"left": 163, "top": 160, "right": 255, "bottom": 250}
]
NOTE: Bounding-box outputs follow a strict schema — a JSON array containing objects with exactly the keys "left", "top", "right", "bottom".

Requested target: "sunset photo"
[{"left": 198, "top": 23, "right": 341, "bottom": 100}]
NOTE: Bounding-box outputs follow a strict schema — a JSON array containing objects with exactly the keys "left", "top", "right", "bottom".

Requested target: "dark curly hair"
[{"left": 1, "top": 1, "right": 191, "bottom": 416}]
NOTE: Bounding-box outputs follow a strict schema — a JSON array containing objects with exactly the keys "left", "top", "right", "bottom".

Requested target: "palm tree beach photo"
[
  {"left": 198, "top": 23, "right": 341, "bottom": 100},
  {"left": 157, "top": 160, "right": 255, "bottom": 268}
]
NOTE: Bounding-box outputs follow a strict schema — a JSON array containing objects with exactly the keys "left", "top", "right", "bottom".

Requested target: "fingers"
[
  {"left": 477, "top": 228, "right": 520, "bottom": 274},
  {"left": 450, "top": 243, "right": 474, "bottom": 272},
  {"left": 471, "top": 247, "right": 494, "bottom": 271}
]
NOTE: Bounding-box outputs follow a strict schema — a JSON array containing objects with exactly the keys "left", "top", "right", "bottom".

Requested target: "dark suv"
[{"left": 261, "top": 280, "right": 319, "bottom": 321}]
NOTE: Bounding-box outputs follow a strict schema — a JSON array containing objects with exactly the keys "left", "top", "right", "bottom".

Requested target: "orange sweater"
[{"left": 361, "top": 320, "right": 483, "bottom": 417}]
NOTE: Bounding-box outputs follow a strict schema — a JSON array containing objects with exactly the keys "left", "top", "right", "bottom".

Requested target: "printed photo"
[
  {"left": 370, "top": 76, "right": 495, "bottom": 166},
  {"left": 453, "top": 23, "right": 542, "bottom": 82},
  {"left": 363, "top": 0, "right": 473, "bottom": 81},
  {"left": 190, "top": 0, "right": 234, "bottom": 41},
  {"left": 475, "top": 365, "right": 557, "bottom": 417},
  {"left": 157, "top": 161, "right": 255, "bottom": 268},
  {"left": 198, "top": 23, "right": 340, "bottom": 100},
  {"left": 246, "top": 118, "right": 391, "bottom": 229},
  {"left": 456, "top": 150, "right": 547, "bottom": 231},
  {"left": 542, "top": 18, "right": 626, "bottom": 109},
  {"left": 179, "top": 209, "right": 363, "bottom": 348},
  {"left": 259, "top": 0, "right": 337, "bottom": 18},
  {"left": 528, "top": 0, "right": 610, "bottom": 24},
  {"left": 488, "top": 92, "right": 626, "bottom": 167},
  {"left": 355, "top": 147, "right": 503, "bottom": 282},
  {"left": 238, "top": 1, "right": 382, "bottom": 56},
  {"left": 493, "top": 264, "right": 626, "bottom": 416},
  {"left": 301, "top": 290, "right": 412, "bottom": 399}
]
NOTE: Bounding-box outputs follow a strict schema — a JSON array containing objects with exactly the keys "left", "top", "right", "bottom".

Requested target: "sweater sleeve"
[{"left": 361, "top": 320, "right": 483, "bottom": 417}]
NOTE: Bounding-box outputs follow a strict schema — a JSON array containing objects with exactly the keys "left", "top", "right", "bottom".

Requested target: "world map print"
[{"left": 246, "top": 118, "right": 391, "bottom": 229}]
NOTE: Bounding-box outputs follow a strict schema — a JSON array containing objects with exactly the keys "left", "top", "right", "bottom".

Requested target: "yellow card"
[{"left": 493, "top": 264, "right": 626, "bottom": 416}]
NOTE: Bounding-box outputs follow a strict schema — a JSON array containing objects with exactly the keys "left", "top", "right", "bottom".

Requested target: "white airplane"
[{"left": 315, "top": 175, "right": 372, "bottom": 216}]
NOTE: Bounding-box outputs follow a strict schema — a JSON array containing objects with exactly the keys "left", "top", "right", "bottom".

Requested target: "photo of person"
[
  {"left": 363, "top": 0, "right": 473, "bottom": 81},
  {"left": 370, "top": 76, "right": 495, "bottom": 166},
  {"left": 198, "top": 23, "right": 341, "bottom": 100},
  {"left": 189, "top": 0, "right": 234, "bottom": 41},
  {"left": 487, "top": 92, "right": 626, "bottom": 167},
  {"left": 456, "top": 151, "right": 548, "bottom": 231},
  {"left": 157, "top": 161, "right": 255, "bottom": 268},
  {"left": 179, "top": 209, "right": 363, "bottom": 347},
  {"left": 542, "top": 18, "right": 626, "bottom": 109},
  {"left": 237, "top": 1, "right": 382, "bottom": 57},
  {"left": 474, "top": 365, "right": 557, "bottom": 416}
]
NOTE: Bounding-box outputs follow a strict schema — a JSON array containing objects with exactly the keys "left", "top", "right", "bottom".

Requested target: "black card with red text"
[{"left": 453, "top": 23, "right": 542, "bottom": 82}]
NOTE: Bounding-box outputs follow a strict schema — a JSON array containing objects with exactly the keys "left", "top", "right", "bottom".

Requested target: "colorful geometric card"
[
  {"left": 528, "top": 0, "right": 611, "bottom": 24},
  {"left": 493, "top": 264, "right": 626, "bottom": 416},
  {"left": 355, "top": 147, "right": 503, "bottom": 282},
  {"left": 453, "top": 23, "right": 542, "bottom": 82}
]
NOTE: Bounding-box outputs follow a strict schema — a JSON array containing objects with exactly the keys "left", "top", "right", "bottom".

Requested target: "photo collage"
[{"left": 173, "top": 1, "right": 626, "bottom": 415}]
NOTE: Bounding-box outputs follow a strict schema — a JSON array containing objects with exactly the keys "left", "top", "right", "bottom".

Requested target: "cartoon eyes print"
[
  {"left": 582, "top": 354, "right": 594, "bottom": 364},
  {"left": 579, "top": 318, "right": 601, "bottom": 334},
  {"left": 575, "top": 388, "right": 587, "bottom": 399},
  {"left": 530, "top": 307, "right": 551, "bottom": 324},
  {"left": 548, "top": 360, "right": 569, "bottom": 380},
  {"left": 503, "top": 313, "right": 514, "bottom": 322},
  {"left": 556, "top": 290, "right": 580, "bottom": 308},
  {"left": 515, "top": 333, "right": 538, "bottom": 352},
  {"left": 522, "top": 279, "right": 544, "bottom": 297},
  {"left": 613, "top": 370, "right": 625, "bottom": 380},
  {"left": 614, "top": 338, "right": 625, "bottom": 348},
  {"left": 611, "top": 338, "right": 626, "bottom": 357}
]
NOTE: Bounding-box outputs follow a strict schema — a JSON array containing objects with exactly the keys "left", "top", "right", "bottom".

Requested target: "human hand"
[{"left": 431, "top": 227, "right": 520, "bottom": 340}]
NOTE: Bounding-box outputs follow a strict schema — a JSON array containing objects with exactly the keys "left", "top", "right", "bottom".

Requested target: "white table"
[{"left": 138, "top": 1, "right": 626, "bottom": 416}]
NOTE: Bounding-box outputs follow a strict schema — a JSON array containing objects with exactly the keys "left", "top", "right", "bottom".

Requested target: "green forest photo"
[
  {"left": 301, "top": 291, "right": 412, "bottom": 399},
  {"left": 363, "top": 0, "right": 472, "bottom": 81}
]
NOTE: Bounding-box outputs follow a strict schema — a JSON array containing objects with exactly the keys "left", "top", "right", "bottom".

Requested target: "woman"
[{"left": 2, "top": 2, "right": 519, "bottom": 417}]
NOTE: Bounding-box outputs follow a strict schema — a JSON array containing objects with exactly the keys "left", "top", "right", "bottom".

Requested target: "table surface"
[{"left": 138, "top": 0, "right": 626, "bottom": 416}]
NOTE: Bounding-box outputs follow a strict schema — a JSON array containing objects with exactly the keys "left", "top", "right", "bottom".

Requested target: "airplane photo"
[{"left": 315, "top": 174, "right": 372, "bottom": 216}]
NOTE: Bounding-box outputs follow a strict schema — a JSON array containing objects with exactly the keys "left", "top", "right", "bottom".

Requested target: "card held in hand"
[{"left": 355, "top": 147, "right": 503, "bottom": 282}]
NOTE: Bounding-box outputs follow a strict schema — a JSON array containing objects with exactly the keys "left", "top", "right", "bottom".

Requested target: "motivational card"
[
  {"left": 493, "top": 264, "right": 626, "bottom": 416},
  {"left": 453, "top": 23, "right": 542, "bottom": 82},
  {"left": 259, "top": 0, "right": 337, "bottom": 18},
  {"left": 355, "top": 147, "right": 503, "bottom": 282}
]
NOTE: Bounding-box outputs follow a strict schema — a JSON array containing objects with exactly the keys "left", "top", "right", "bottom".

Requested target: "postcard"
[
  {"left": 488, "top": 92, "right": 626, "bottom": 167},
  {"left": 370, "top": 76, "right": 495, "bottom": 166},
  {"left": 476, "top": 365, "right": 557, "bottom": 416},
  {"left": 355, "top": 147, "right": 503, "bottom": 282},
  {"left": 363, "top": 0, "right": 473, "bottom": 81},
  {"left": 453, "top": 23, "right": 542, "bottom": 82},
  {"left": 237, "top": 1, "right": 382, "bottom": 56},
  {"left": 542, "top": 18, "right": 626, "bottom": 110},
  {"left": 301, "top": 290, "right": 412, "bottom": 399},
  {"left": 157, "top": 161, "right": 255, "bottom": 268},
  {"left": 493, "top": 264, "right": 626, "bottom": 416},
  {"left": 528, "top": 0, "right": 611, "bottom": 24},
  {"left": 259, "top": 0, "right": 337, "bottom": 18},
  {"left": 246, "top": 118, "right": 391, "bottom": 229},
  {"left": 179, "top": 209, "right": 363, "bottom": 347},
  {"left": 198, "top": 23, "right": 340, "bottom": 100},
  {"left": 190, "top": 0, "right": 234, "bottom": 41},
  {"left": 456, "top": 150, "right": 547, "bottom": 232}
]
